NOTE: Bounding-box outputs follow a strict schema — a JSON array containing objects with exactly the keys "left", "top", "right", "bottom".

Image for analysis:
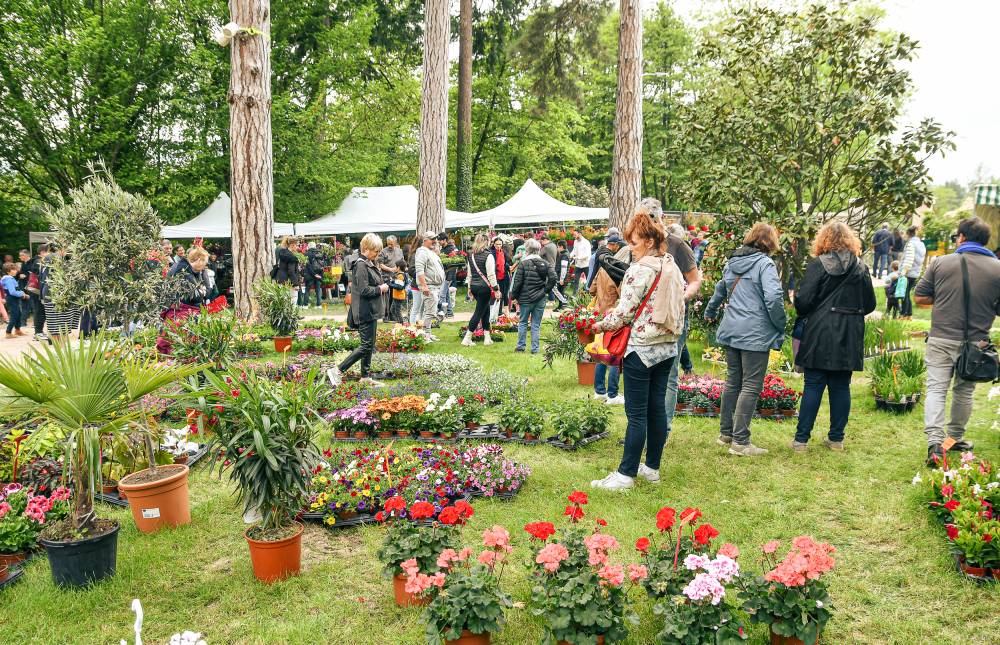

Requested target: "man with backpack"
[{"left": 914, "top": 216, "right": 1000, "bottom": 466}]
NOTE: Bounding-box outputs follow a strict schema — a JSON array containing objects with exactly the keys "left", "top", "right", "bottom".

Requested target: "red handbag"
[{"left": 602, "top": 272, "right": 661, "bottom": 364}]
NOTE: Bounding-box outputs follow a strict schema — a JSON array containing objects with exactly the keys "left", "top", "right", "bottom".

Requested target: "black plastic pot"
[{"left": 39, "top": 521, "right": 120, "bottom": 588}]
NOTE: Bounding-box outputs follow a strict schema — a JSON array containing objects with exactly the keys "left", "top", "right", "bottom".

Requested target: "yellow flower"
[{"left": 324, "top": 516, "right": 336, "bottom": 526}]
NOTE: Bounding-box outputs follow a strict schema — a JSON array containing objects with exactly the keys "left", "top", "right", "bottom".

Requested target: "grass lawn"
[{"left": 6, "top": 317, "right": 998, "bottom": 644}]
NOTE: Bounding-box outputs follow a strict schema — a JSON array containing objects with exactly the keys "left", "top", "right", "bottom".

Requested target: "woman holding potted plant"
[
  {"left": 330, "top": 233, "right": 389, "bottom": 386},
  {"left": 791, "top": 222, "right": 876, "bottom": 453}
]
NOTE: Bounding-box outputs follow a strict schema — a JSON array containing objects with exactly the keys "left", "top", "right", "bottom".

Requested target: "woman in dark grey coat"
[
  {"left": 792, "top": 222, "right": 876, "bottom": 452},
  {"left": 329, "top": 233, "right": 388, "bottom": 385}
]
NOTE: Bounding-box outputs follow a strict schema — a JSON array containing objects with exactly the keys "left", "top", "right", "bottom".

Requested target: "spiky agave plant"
[{"left": 0, "top": 335, "right": 205, "bottom": 532}]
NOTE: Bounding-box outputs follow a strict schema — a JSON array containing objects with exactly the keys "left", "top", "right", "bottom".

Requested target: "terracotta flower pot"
[
  {"left": 334, "top": 430, "right": 349, "bottom": 439},
  {"left": 118, "top": 464, "right": 191, "bottom": 534},
  {"left": 446, "top": 629, "right": 491, "bottom": 645},
  {"left": 396, "top": 430, "right": 411, "bottom": 438},
  {"left": 352, "top": 431, "right": 368, "bottom": 440},
  {"left": 576, "top": 361, "right": 596, "bottom": 386},
  {"left": 759, "top": 408, "right": 775, "bottom": 417},
  {"left": 101, "top": 480, "right": 119, "bottom": 496},
  {"left": 377, "top": 431, "right": 393, "bottom": 440},
  {"left": 0, "top": 551, "right": 27, "bottom": 569},
  {"left": 675, "top": 403, "right": 687, "bottom": 412},
  {"left": 117, "top": 484, "right": 128, "bottom": 500},
  {"left": 465, "top": 421, "right": 477, "bottom": 430},
  {"left": 273, "top": 336, "right": 293, "bottom": 353},
  {"left": 503, "top": 428, "right": 513, "bottom": 439},
  {"left": 781, "top": 409, "right": 796, "bottom": 417},
  {"left": 0, "top": 563, "right": 7, "bottom": 582},
  {"left": 523, "top": 433, "right": 538, "bottom": 442},
  {"left": 173, "top": 453, "right": 189, "bottom": 465},
  {"left": 245, "top": 521, "right": 303, "bottom": 584},
  {"left": 769, "top": 628, "right": 819, "bottom": 645},
  {"left": 991, "top": 568, "right": 1000, "bottom": 580},
  {"left": 959, "top": 558, "right": 988, "bottom": 577},
  {"left": 392, "top": 573, "right": 430, "bottom": 607},
  {"left": 419, "top": 431, "right": 436, "bottom": 439},
  {"left": 693, "top": 407, "right": 709, "bottom": 414},
  {"left": 577, "top": 331, "right": 594, "bottom": 345}
]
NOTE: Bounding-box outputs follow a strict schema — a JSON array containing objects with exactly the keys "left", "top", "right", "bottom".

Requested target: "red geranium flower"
[
  {"left": 680, "top": 507, "right": 702, "bottom": 526},
  {"left": 564, "top": 505, "right": 584, "bottom": 522},
  {"left": 596, "top": 518, "right": 607, "bottom": 527},
  {"left": 438, "top": 506, "right": 460, "bottom": 525},
  {"left": 524, "top": 521, "right": 556, "bottom": 541},
  {"left": 693, "top": 523, "right": 719, "bottom": 545},
  {"left": 568, "top": 491, "right": 588, "bottom": 505},
  {"left": 384, "top": 496, "right": 406, "bottom": 513},
  {"left": 635, "top": 537, "right": 651, "bottom": 552},
  {"left": 374, "top": 512, "right": 385, "bottom": 522},
  {"left": 945, "top": 524, "right": 958, "bottom": 540},
  {"left": 454, "top": 499, "right": 474, "bottom": 520},
  {"left": 656, "top": 506, "right": 676, "bottom": 532},
  {"left": 944, "top": 499, "right": 960, "bottom": 512},
  {"left": 409, "top": 501, "right": 436, "bottom": 520}
]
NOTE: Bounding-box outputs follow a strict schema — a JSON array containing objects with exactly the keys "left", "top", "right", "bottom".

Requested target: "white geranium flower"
[{"left": 911, "top": 473, "right": 922, "bottom": 485}]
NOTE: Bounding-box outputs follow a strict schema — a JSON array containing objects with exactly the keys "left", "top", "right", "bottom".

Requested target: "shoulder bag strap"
[
  {"left": 724, "top": 276, "right": 743, "bottom": 308},
  {"left": 632, "top": 271, "right": 662, "bottom": 324},
  {"left": 960, "top": 255, "right": 971, "bottom": 342}
]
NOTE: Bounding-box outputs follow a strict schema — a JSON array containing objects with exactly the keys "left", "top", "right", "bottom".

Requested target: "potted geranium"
[
  {"left": 376, "top": 495, "right": 474, "bottom": 607},
  {"left": 253, "top": 277, "right": 301, "bottom": 353},
  {"left": 525, "top": 491, "right": 642, "bottom": 644},
  {"left": 637, "top": 506, "right": 727, "bottom": 600},
  {"left": 205, "top": 368, "right": 322, "bottom": 583},
  {"left": 654, "top": 552, "right": 745, "bottom": 644},
  {"left": 776, "top": 388, "right": 800, "bottom": 417},
  {"left": 458, "top": 394, "right": 487, "bottom": 429},
  {"left": 404, "top": 526, "right": 515, "bottom": 645},
  {"left": 0, "top": 337, "right": 203, "bottom": 587},
  {"left": 736, "top": 537, "right": 836, "bottom": 645}
]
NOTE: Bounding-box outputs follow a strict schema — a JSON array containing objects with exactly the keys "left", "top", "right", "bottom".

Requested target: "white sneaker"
[
  {"left": 590, "top": 471, "right": 634, "bottom": 490},
  {"left": 426, "top": 334, "right": 439, "bottom": 342},
  {"left": 604, "top": 395, "right": 625, "bottom": 405},
  {"left": 461, "top": 332, "right": 474, "bottom": 347},
  {"left": 359, "top": 377, "right": 386, "bottom": 388},
  {"left": 637, "top": 464, "right": 660, "bottom": 484},
  {"left": 593, "top": 393, "right": 608, "bottom": 401},
  {"left": 483, "top": 332, "right": 493, "bottom": 346},
  {"left": 326, "top": 366, "right": 342, "bottom": 386}
]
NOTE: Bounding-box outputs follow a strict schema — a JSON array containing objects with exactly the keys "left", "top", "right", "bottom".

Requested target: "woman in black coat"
[
  {"left": 273, "top": 236, "right": 300, "bottom": 287},
  {"left": 792, "top": 222, "right": 876, "bottom": 452},
  {"left": 330, "top": 233, "right": 388, "bottom": 385}
]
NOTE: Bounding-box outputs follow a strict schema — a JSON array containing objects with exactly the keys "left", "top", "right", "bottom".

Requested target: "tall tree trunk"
[
  {"left": 455, "top": 0, "right": 473, "bottom": 212},
  {"left": 229, "top": 0, "right": 274, "bottom": 319},
  {"left": 415, "top": 0, "right": 450, "bottom": 236},
  {"left": 608, "top": 0, "right": 643, "bottom": 231}
]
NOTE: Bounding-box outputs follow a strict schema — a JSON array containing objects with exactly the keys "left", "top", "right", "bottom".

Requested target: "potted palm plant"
[
  {"left": 0, "top": 336, "right": 204, "bottom": 587},
  {"left": 253, "top": 277, "right": 301, "bottom": 353},
  {"left": 204, "top": 368, "right": 321, "bottom": 583}
]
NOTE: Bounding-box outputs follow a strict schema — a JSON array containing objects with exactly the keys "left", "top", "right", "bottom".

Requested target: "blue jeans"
[
  {"left": 516, "top": 299, "right": 546, "bottom": 352},
  {"left": 5, "top": 296, "right": 22, "bottom": 333},
  {"left": 618, "top": 352, "right": 674, "bottom": 478},
  {"left": 873, "top": 252, "right": 889, "bottom": 278},
  {"left": 594, "top": 363, "right": 620, "bottom": 398},
  {"left": 304, "top": 280, "right": 322, "bottom": 307},
  {"left": 438, "top": 279, "right": 453, "bottom": 315},
  {"left": 662, "top": 318, "right": 689, "bottom": 439},
  {"left": 794, "top": 369, "right": 852, "bottom": 443}
]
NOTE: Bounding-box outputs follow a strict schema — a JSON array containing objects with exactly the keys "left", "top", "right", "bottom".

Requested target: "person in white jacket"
[
  {"left": 570, "top": 230, "right": 592, "bottom": 293},
  {"left": 898, "top": 224, "right": 926, "bottom": 319}
]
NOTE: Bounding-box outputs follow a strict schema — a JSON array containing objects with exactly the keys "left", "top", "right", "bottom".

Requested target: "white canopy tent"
[
  {"left": 296, "top": 185, "right": 486, "bottom": 235},
  {"left": 476, "top": 178, "right": 608, "bottom": 228},
  {"left": 160, "top": 192, "right": 296, "bottom": 239}
]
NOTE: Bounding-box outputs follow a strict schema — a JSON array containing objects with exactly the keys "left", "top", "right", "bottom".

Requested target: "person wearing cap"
[
  {"left": 414, "top": 230, "right": 446, "bottom": 340},
  {"left": 587, "top": 227, "right": 621, "bottom": 290},
  {"left": 436, "top": 232, "right": 457, "bottom": 318}
]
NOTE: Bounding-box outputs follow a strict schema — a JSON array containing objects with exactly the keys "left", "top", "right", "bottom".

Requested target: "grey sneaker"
[
  {"left": 822, "top": 439, "right": 844, "bottom": 451},
  {"left": 791, "top": 441, "right": 808, "bottom": 453},
  {"left": 637, "top": 464, "right": 660, "bottom": 484},
  {"left": 326, "top": 366, "right": 342, "bottom": 386},
  {"left": 729, "top": 443, "right": 769, "bottom": 457},
  {"left": 716, "top": 435, "right": 733, "bottom": 446}
]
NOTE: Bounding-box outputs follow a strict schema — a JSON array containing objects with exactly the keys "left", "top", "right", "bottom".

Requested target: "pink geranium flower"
[{"left": 536, "top": 543, "right": 570, "bottom": 573}]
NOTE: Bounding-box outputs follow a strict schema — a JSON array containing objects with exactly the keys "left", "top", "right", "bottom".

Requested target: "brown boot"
[
  {"left": 14, "top": 329, "right": 25, "bottom": 337},
  {"left": 4, "top": 333, "right": 13, "bottom": 339}
]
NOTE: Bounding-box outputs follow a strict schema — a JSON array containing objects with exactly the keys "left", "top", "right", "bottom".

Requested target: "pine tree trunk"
[
  {"left": 416, "top": 0, "right": 450, "bottom": 236},
  {"left": 229, "top": 0, "right": 274, "bottom": 319},
  {"left": 455, "top": 0, "right": 473, "bottom": 213},
  {"left": 609, "top": 0, "right": 644, "bottom": 231}
]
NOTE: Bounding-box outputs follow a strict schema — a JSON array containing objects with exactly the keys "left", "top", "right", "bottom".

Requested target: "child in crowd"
[
  {"left": 884, "top": 260, "right": 901, "bottom": 318},
  {"left": 2, "top": 262, "right": 29, "bottom": 337},
  {"left": 388, "top": 259, "right": 409, "bottom": 323}
]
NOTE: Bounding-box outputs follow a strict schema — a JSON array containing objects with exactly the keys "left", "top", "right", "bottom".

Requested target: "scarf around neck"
[{"left": 955, "top": 242, "right": 996, "bottom": 258}]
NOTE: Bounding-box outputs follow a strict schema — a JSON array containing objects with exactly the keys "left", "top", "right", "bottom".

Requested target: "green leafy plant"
[
  {"left": 375, "top": 496, "right": 469, "bottom": 578},
  {"left": 161, "top": 309, "right": 238, "bottom": 368},
  {"left": 253, "top": 277, "right": 301, "bottom": 337},
  {"left": 498, "top": 399, "right": 546, "bottom": 439},
  {"left": 205, "top": 367, "right": 321, "bottom": 538},
  {"left": 0, "top": 336, "right": 204, "bottom": 535}
]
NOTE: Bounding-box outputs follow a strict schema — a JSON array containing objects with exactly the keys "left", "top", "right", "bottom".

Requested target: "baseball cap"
[
  {"left": 423, "top": 230, "right": 438, "bottom": 240},
  {"left": 606, "top": 234, "right": 625, "bottom": 246}
]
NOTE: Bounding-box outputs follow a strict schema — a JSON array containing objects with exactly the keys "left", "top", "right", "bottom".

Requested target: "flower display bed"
[{"left": 676, "top": 373, "right": 801, "bottom": 419}]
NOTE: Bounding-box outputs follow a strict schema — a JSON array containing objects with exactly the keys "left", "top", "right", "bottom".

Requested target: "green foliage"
[
  {"left": 867, "top": 349, "right": 925, "bottom": 402},
  {"left": 205, "top": 368, "right": 321, "bottom": 533},
  {"left": 253, "top": 278, "right": 301, "bottom": 337},
  {"left": 161, "top": 310, "right": 240, "bottom": 369},
  {"left": 497, "top": 399, "right": 546, "bottom": 438},
  {"left": 423, "top": 564, "right": 514, "bottom": 644},
  {"left": 551, "top": 398, "right": 610, "bottom": 445},
  {"left": 654, "top": 598, "right": 745, "bottom": 645},
  {"left": 46, "top": 166, "right": 169, "bottom": 328},
  {"left": 672, "top": 2, "right": 954, "bottom": 278},
  {"left": 376, "top": 521, "right": 460, "bottom": 578},
  {"left": 738, "top": 575, "right": 833, "bottom": 644}
]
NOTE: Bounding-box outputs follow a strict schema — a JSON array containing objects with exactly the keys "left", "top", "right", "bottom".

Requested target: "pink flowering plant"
[
  {"left": 458, "top": 444, "right": 531, "bottom": 497},
  {"left": 638, "top": 506, "right": 726, "bottom": 601},
  {"left": 408, "top": 526, "right": 515, "bottom": 644},
  {"left": 653, "top": 552, "right": 746, "bottom": 644},
  {"left": 0, "top": 483, "right": 71, "bottom": 554},
  {"left": 525, "top": 492, "right": 642, "bottom": 644},
  {"left": 736, "top": 536, "right": 836, "bottom": 644}
]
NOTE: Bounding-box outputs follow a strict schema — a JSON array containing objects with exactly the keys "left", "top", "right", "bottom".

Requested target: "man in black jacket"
[
  {"left": 303, "top": 243, "right": 326, "bottom": 307},
  {"left": 510, "top": 238, "right": 556, "bottom": 354}
]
